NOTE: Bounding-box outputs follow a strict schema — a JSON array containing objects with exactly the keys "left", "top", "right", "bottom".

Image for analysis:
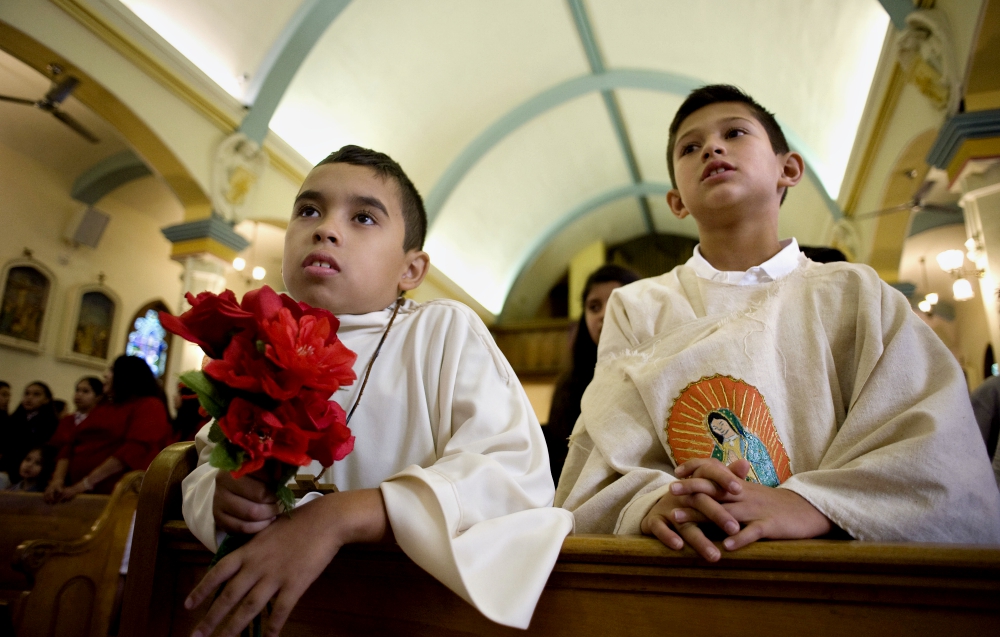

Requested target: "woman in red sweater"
[{"left": 46, "top": 356, "right": 172, "bottom": 501}]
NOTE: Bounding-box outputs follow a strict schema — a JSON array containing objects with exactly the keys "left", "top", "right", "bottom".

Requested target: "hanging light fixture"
[
  {"left": 252, "top": 266, "right": 266, "bottom": 281},
  {"left": 936, "top": 249, "right": 965, "bottom": 273},
  {"left": 232, "top": 257, "right": 246, "bottom": 271},
  {"left": 918, "top": 299, "right": 933, "bottom": 313},
  {"left": 953, "top": 278, "right": 974, "bottom": 301}
]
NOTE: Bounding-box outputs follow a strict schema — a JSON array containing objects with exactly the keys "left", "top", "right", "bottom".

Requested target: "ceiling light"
[
  {"left": 936, "top": 250, "right": 965, "bottom": 273},
  {"left": 233, "top": 257, "right": 246, "bottom": 272},
  {"left": 924, "top": 292, "right": 938, "bottom": 305},
  {"left": 953, "top": 278, "right": 974, "bottom": 301},
  {"left": 251, "top": 266, "right": 266, "bottom": 281},
  {"left": 918, "top": 299, "right": 932, "bottom": 313}
]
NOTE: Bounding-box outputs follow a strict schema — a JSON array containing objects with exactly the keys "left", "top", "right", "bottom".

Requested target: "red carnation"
[
  {"left": 262, "top": 308, "right": 357, "bottom": 396},
  {"left": 158, "top": 289, "right": 257, "bottom": 358},
  {"left": 219, "top": 397, "right": 314, "bottom": 478}
]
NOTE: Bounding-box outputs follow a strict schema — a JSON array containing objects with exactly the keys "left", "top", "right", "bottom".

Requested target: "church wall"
[{"left": 0, "top": 139, "right": 185, "bottom": 410}]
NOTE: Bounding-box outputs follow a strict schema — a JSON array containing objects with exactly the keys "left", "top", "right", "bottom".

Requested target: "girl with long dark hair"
[
  {"left": 546, "top": 264, "right": 639, "bottom": 483},
  {"left": 46, "top": 356, "right": 171, "bottom": 501}
]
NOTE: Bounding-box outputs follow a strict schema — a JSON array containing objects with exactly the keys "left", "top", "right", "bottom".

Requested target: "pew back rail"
[{"left": 121, "top": 442, "right": 1000, "bottom": 637}]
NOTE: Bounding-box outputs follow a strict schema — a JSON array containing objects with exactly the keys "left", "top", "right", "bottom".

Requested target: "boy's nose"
[
  {"left": 313, "top": 223, "right": 342, "bottom": 245},
  {"left": 702, "top": 144, "right": 725, "bottom": 160}
]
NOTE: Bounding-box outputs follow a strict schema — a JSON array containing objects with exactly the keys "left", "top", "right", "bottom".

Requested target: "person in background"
[
  {"left": 545, "top": 264, "right": 640, "bottom": 482},
  {"left": 45, "top": 356, "right": 171, "bottom": 502},
  {"left": 1, "top": 381, "right": 58, "bottom": 478},
  {"left": 0, "top": 380, "right": 10, "bottom": 419},
  {"left": 171, "top": 383, "right": 209, "bottom": 443},
  {"left": 7, "top": 446, "right": 49, "bottom": 492},
  {"left": 48, "top": 377, "right": 105, "bottom": 451}
]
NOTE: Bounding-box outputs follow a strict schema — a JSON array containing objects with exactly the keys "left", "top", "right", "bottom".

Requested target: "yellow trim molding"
[
  {"left": 169, "top": 238, "right": 239, "bottom": 264},
  {"left": 947, "top": 137, "right": 1000, "bottom": 183},
  {"left": 844, "top": 64, "right": 906, "bottom": 216}
]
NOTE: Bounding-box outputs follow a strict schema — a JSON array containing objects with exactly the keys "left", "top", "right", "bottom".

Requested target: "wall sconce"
[
  {"left": 232, "top": 223, "right": 265, "bottom": 284},
  {"left": 953, "top": 278, "right": 974, "bottom": 301},
  {"left": 935, "top": 248, "right": 984, "bottom": 302}
]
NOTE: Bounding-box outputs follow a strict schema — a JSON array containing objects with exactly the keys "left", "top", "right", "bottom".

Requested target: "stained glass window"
[{"left": 126, "top": 309, "right": 168, "bottom": 378}]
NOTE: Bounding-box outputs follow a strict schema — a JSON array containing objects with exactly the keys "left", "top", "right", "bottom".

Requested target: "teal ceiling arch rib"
[
  {"left": 71, "top": 151, "right": 152, "bottom": 205},
  {"left": 239, "top": 0, "right": 353, "bottom": 143},
  {"left": 425, "top": 68, "right": 841, "bottom": 227},
  {"left": 567, "top": 0, "right": 655, "bottom": 234},
  {"left": 499, "top": 181, "right": 673, "bottom": 320}
]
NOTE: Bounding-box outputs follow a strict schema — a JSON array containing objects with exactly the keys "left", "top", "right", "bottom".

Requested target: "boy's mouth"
[
  {"left": 702, "top": 161, "right": 735, "bottom": 181},
  {"left": 302, "top": 252, "right": 340, "bottom": 275}
]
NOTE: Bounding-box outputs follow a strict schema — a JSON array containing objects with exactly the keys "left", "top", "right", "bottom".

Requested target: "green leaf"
[
  {"left": 179, "top": 370, "right": 229, "bottom": 420},
  {"left": 207, "top": 421, "right": 225, "bottom": 444},
  {"left": 209, "top": 440, "right": 245, "bottom": 473},
  {"left": 275, "top": 484, "right": 296, "bottom": 517}
]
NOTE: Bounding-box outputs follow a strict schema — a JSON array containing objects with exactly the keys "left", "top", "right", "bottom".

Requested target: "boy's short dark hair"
[
  {"left": 316, "top": 145, "right": 427, "bottom": 251},
  {"left": 666, "top": 85, "right": 791, "bottom": 202}
]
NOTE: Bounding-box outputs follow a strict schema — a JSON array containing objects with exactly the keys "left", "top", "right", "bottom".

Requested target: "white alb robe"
[
  {"left": 182, "top": 299, "right": 574, "bottom": 628},
  {"left": 556, "top": 255, "right": 1000, "bottom": 544}
]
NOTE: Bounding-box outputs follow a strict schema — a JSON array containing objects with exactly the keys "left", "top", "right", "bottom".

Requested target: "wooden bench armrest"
[
  {"left": 12, "top": 471, "right": 143, "bottom": 637},
  {"left": 119, "top": 442, "right": 198, "bottom": 637}
]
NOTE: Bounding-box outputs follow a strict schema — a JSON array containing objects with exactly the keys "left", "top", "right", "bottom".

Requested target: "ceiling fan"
[
  {"left": 0, "top": 64, "right": 99, "bottom": 143},
  {"left": 853, "top": 180, "right": 962, "bottom": 220}
]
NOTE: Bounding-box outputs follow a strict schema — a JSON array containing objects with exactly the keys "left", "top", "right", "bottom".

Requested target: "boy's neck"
[{"left": 696, "top": 224, "right": 783, "bottom": 272}]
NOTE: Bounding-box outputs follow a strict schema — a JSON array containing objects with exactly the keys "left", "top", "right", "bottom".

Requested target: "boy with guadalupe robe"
[
  {"left": 555, "top": 85, "right": 1000, "bottom": 562},
  {"left": 182, "top": 145, "right": 574, "bottom": 636}
]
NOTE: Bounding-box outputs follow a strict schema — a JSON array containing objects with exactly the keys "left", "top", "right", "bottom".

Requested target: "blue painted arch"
[
  {"left": 425, "top": 68, "right": 842, "bottom": 228},
  {"left": 500, "top": 180, "right": 675, "bottom": 319}
]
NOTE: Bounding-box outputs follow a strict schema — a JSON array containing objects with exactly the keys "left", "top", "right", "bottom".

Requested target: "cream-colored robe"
[
  {"left": 183, "top": 299, "right": 574, "bottom": 628},
  {"left": 556, "top": 261, "right": 1000, "bottom": 543}
]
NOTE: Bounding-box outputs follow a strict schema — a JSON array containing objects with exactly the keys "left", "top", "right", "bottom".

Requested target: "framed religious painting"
[
  {"left": 59, "top": 284, "right": 121, "bottom": 369},
  {"left": 0, "top": 257, "right": 56, "bottom": 354}
]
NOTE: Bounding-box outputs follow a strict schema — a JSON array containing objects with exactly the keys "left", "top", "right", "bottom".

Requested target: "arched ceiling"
[{"left": 89, "top": 0, "right": 890, "bottom": 316}]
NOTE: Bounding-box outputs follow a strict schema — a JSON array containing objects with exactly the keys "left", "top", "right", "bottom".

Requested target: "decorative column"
[{"left": 929, "top": 108, "right": 1000, "bottom": 360}]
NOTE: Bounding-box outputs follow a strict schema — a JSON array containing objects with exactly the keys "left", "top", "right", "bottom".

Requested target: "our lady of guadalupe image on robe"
[{"left": 665, "top": 375, "right": 792, "bottom": 487}]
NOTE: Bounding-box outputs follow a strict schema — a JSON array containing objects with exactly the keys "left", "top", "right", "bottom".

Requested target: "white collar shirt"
[{"left": 685, "top": 238, "right": 805, "bottom": 285}]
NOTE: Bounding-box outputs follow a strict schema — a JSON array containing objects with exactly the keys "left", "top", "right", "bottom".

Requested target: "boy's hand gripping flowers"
[{"left": 160, "top": 285, "right": 358, "bottom": 635}]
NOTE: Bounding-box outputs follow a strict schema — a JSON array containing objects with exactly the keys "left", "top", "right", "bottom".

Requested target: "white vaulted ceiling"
[{"left": 92, "top": 0, "right": 891, "bottom": 317}]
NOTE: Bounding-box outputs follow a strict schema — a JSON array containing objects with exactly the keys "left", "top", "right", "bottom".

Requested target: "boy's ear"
[
  {"left": 778, "top": 151, "right": 805, "bottom": 190},
  {"left": 666, "top": 190, "right": 689, "bottom": 220},
  {"left": 398, "top": 250, "right": 430, "bottom": 292}
]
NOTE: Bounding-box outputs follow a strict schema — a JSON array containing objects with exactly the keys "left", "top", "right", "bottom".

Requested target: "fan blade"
[
  {"left": 43, "top": 76, "right": 79, "bottom": 106},
  {"left": 912, "top": 180, "right": 935, "bottom": 203},
  {"left": 0, "top": 94, "right": 37, "bottom": 106},
  {"left": 853, "top": 203, "right": 914, "bottom": 220},
  {"left": 51, "top": 109, "right": 99, "bottom": 143},
  {"left": 920, "top": 203, "right": 963, "bottom": 214}
]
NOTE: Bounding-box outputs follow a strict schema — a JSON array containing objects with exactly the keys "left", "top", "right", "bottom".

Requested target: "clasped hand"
[{"left": 640, "top": 458, "right": 831, "bottom": 561}]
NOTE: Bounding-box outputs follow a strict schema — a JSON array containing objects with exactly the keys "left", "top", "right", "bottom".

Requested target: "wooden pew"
[
  {"left": 121, "top": 443, "right": 1000, "bottom": 637},
  {"left": 2, "top": 472, "right": 141, "bottom": 637}
]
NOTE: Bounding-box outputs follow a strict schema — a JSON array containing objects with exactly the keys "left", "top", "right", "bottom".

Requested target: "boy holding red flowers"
[{"left": 181, "top": 146, "right": 573, "bottom": 636}]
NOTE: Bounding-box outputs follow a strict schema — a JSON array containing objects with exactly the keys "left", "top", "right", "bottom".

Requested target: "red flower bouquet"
[{"left": 159, "top": 285, "right": 357, "bottom": 513}]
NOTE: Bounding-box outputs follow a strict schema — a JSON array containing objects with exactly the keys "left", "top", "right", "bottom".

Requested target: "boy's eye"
[
  {"left": 679, "top": 143, "right": 697, "bottom": 156},
  {"left": 296, "top": 204, "right": 320, "bottom": 218},
  {"left": 726, "top": 128, "right": 746, "bottom": 139},
  {"left": 354, "top": 210, "right": 376, "bottom": 225}
]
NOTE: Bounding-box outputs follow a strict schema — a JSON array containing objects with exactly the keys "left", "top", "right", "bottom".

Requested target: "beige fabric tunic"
[
  {"left": 182, "top": 299, "right": 574, "bottom": 628},
  {"left": 556, "top": 259, "right": 1000, "bottom": 543}
]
